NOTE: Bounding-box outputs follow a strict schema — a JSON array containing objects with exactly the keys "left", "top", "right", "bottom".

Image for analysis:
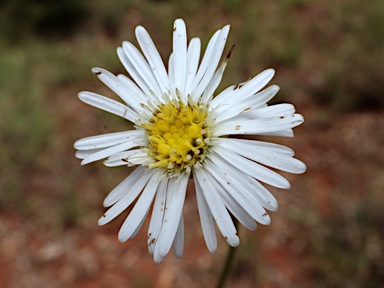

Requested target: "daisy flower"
[{"left": 74, "top": 18, "right": 306, "bottom": 263}]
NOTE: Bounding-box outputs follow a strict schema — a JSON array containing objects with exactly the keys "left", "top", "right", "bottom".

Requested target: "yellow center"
[{"left": 143, "top": 101, "right": 209, "bottom": 175}]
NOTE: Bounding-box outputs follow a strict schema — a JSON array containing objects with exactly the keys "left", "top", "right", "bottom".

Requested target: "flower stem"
[{"left": 215, "top": 219, "right": 239, "bottom": 288}]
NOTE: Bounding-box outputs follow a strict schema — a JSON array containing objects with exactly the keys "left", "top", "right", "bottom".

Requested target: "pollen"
[{"left": 143, "top": 101, "right": 210, "bottom": 175}]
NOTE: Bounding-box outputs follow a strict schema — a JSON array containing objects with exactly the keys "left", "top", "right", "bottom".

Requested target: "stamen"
[{"left": 142, "top": 101, "right": 211, "bottom": 176}]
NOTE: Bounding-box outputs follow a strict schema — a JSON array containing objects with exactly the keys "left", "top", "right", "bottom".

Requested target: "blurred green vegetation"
[{"left": 0, "top": 0, "right": 383, "bottom": 286}]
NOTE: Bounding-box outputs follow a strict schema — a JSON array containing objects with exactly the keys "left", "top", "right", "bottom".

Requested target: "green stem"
[{"left": 215, "top": 219, "right": 239, "bottom": 288}]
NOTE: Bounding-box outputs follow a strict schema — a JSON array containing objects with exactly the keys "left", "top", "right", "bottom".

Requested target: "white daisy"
[{"left": 74, "top": 18, "right": 306, "bottom": 263}]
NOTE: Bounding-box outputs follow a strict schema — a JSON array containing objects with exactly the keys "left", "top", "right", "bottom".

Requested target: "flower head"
[{"left": 74, "top": 19, "right": 306, "bottom": 263}]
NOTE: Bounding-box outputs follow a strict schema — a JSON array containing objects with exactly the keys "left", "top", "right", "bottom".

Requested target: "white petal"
[
  {"left": 135, "top": 26, "right": 170, "bottom": 94},
  {"left": 168, "top": 52, "right": 175, "bottom": 95},
  {"left": 248, "top": 177, "right": 279, "bottom": 212},
  {"left": 117, "top": 47, "right": 151, "bottom": 98},
  {"left": 242, "top": 103, "right": 295, "bottom": 118},
  {"left": 127, "top": 151, "right": 154, "bottom": 166},
  {"left": 103, "top": 159, "right": 128, "bottom": 167},
  {"left": 103, "top": 149, "right": 142, "bottom": 167},
  {"left": 208, "top": 151, "right": 278, "bottom": 211},
  {"left": 251, "top": 85, "right": 280, "bottom": 107},
  {"left": 75, "top": 148, "right": 104, "bottom": 159},
  {"left": 154, "top": 173, "right": 189, "bottom": 262},
  {"left": 78, "top": 91, "right": 135, "bottom": 122},
  {"left": 102, "top": 166, "right": 145, "bottom": 208},
  {"left": 211, "top": 146, "right": 290, "bottom": 189},
  {"left": 209, "top": 154, "right": 278, "bottom": 211},
  {"left": 188, "top": 29, "right": 221, "bottom": 99},
  {"left": 172, "top": 214, "right": 184, "bottom": 258},
  {"left": 116, "top": 74, "right": 148, "bottom": 109},
  {"left": 232, "top": 68, "right": 275, "bottom": 101},
  {"left": 105, "top": 149, "right": 141, "bottom": 162},
  {"left": 219, "top": 103, "right": 295, "bottom": 124},
  {"left": 130, "top": 207, "right": 150, "bottom": 239},
  {"left": 210, "top": 84, "right": 240, "bottom": 109},
  {"left": 148, "top": 179, "right": 168, "bottom": 255},
  {"left": 193, "top": 25, "right": 230, "bottom": 100},
  {"left": 214, "top": 138, "right": 307, "bottom": 174},
  {"left": 212, "top": 138, "right": 295, "bottom": 156},
  {"left": 185, "top": 38, "right": 201, "bottom": 94},
  {"left": 98, "top": 169, "right": 155, "bottom": 226},
  {"left": 204, "top": 159, "right": 271, "bottom": 225},
  {"left": 194, "top": 169, "right": 240, "bottom": 247},
  {"left": 91, "top": 67, "right": 139, "bottom": 113},
  {"left": 122, "top": 42, "right": 162, "bottom": 98},
  {"left": 172, "top": 19, "right": 187, "bottom": 93},
  {"left": 212, "top": 113, "right": 304, "bottom": 136},
  {"left": 74, "top": 130, "right": 143, "bottom": 150},
  {"left": 259, "top": 128, "right": 294, "bottom": 137},
  {"left": 81, "top": 137, "right": 144, "bottom": 165},
  {"left": 212, "top": 86, "right": 281, "bottom": 123},
  {"left": 209, "top": 177, "right": 257, "bottom": 231},
  {"left": 200, "top": 45, "right": 233, "bottom": 104},
  {"left": 118, "top": 171, "right": 161, "bottom": 241},
  {"left": 195, "top": 178, "right": 217, "bottom": 253}
]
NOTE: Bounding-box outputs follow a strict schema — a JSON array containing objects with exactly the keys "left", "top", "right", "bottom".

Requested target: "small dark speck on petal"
[{"left": 235, "top": 125, "right": 241, "bottom": 130}]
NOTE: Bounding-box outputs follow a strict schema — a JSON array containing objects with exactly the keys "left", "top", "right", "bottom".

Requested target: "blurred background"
[{"left": 1, "top": 0, "right": 384, "bottom": 287}]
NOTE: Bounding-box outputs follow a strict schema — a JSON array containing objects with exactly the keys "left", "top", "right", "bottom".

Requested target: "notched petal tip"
[
  {"left": 292, "top": 114, "right": 305, "bottom": 126},
  {"left": 91, "top": 67, "right": 102, "bottom": 75}
]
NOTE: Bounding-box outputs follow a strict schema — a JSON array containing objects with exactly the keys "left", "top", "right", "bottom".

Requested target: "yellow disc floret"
[{"left": 143, "top": 101, "right": 210, "bottom": 176}]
